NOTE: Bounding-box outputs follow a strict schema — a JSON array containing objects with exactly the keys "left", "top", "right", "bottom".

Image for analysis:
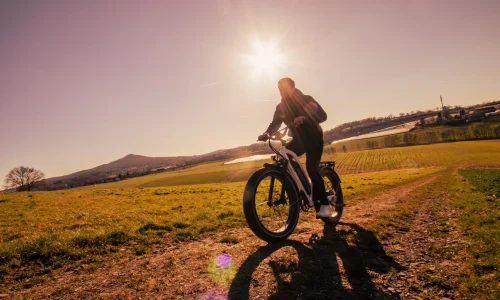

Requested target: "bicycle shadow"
[{"left": 228, "top": 222, "right": 403, "bottom": 299}]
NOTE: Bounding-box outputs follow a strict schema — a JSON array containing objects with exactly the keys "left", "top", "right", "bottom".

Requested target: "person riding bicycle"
[{"left": 258, "top": 77, "right": 332, "bottom": 218}]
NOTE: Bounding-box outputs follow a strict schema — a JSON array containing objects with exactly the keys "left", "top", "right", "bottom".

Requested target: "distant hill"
[{"left": 43, "top": 143, "right": 272, "bottom": 189}]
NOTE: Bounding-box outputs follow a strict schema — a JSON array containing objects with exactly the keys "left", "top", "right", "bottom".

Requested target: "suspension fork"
[
  {"left": 279, "top": 160, "right": 289, "bottom": 204},
  {"left": 263, "top": 160, "right": 290, "bottom": 205}
]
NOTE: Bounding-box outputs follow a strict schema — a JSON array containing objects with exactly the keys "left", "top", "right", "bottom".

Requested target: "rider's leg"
[
  {"left": 286, "top": 139, "right": 305, "bottom": 157},
  {"left": 286, "top": 139, "right": 306, "bottom": 174},
  {"left": 305, "top": 138, "right": 328, "bottom": 207}
]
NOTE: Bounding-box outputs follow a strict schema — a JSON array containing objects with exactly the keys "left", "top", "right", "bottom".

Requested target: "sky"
[{"left": 1, "top": 0, "right": 499, "bottom": 178}]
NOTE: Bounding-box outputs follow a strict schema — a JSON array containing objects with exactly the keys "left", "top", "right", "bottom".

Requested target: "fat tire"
[
  {"left": 320, "top": 167, "right": 344, "bottom": 224},
  {"left": 243, "top": 167, "right": 300, "bottom": 243}
]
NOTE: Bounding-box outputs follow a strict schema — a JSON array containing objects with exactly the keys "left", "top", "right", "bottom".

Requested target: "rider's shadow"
[{"left": 228, "top": 222, "right": 403, "bottom": 299}]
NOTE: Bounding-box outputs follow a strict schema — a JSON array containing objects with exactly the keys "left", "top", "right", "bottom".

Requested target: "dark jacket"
[{"left": 266, "top": 89, "right": 327, "bottom": 139}]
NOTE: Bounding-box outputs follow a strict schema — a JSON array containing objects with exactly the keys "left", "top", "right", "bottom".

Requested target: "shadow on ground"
[{"left": 228, "top": 222, "right": 403, "bottom": 299}]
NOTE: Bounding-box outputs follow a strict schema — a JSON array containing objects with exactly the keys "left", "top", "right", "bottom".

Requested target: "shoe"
[{"left": 316, "top": 205, "right": 332, "bottom": 218}]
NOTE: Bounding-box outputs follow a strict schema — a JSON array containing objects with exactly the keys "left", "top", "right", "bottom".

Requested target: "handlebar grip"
[{"left": 257, "top": 134, "right": 269, "bottom": 142}]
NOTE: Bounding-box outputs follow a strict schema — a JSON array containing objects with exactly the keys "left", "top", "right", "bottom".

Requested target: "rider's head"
[{"left": 278, "top": 77, "right": 295, "bottom": 99}]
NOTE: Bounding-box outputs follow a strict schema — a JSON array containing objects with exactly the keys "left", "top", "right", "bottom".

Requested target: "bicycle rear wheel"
[
  {"left": 243, "top": 167, "right": 300, "bottom": 243},
  {"left": 320, "top": 167, "right": 344, "bottom": 224}
]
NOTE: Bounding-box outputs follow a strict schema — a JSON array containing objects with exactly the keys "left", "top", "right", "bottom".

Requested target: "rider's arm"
[{"left": 265, "top": 104, "right": 283, "bottom": 135}]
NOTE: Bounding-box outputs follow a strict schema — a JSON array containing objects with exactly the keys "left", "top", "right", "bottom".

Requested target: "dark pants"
[{"left": 286, "top": 132, "right": 328, "bottom": 206}]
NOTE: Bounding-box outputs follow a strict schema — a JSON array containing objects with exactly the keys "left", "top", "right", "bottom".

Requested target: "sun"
[{"left": 246, "top": 41, "right": 284, "bottom": 77}]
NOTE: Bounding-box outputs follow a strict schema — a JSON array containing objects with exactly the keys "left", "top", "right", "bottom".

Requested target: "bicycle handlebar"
[
  {"left": 258, "top": 127, "right": 288, "bottom": 142},
  {"left": 258, "top": 127, "right": 289, "bottom": 158}
]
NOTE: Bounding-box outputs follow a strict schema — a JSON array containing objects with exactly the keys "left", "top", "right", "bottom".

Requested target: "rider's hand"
[
  {"left": 257, "top": 133, "right": 269, "bottom": 141},
  {"left": 294, "top": 116, "right": 306, "bottom": 127}
]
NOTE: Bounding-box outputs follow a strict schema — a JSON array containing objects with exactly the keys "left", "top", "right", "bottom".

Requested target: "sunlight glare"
[{"left": 246, "top": 41, "right": 284, "bottom": 77}]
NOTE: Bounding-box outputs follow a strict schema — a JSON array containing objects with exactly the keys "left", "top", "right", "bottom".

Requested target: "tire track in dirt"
[
  {"left": 12, "top": 171, "right": 449, "bottom": 299},
  {"left": 371, "top": 173, "right": 464, "bottom": 299},
  {"left": 342, "top": 173, "right": 441, "bottom": 225}
]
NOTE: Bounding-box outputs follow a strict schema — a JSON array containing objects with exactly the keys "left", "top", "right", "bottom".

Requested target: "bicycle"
[{"left": 243, "top": 128, "right": 344, "bottom": 243}]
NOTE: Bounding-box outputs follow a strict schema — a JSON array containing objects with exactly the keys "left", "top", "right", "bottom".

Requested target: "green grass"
[
  {"left": 451, "top": 170, "right": 500, "bottom": 298},
  {"left": 458, "top": 169, "right": 500, "bottom": 197}
]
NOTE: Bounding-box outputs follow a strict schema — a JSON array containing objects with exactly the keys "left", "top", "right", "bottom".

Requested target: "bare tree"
[{"left": 4, "top": 166, "right": 45, "bottom": 191}]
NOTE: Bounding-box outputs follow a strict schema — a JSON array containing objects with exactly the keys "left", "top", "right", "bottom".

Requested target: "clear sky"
[{"left": 1, "top": 0, "right": 499, "bottom": 178}]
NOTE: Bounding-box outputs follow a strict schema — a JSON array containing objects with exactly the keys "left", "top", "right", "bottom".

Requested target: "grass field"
[
  {"left": 453, "top": 169, "right": 500, "bottom": 297},
  {"left": 1, "top": 140, "right": 499, "bottom": 291}
]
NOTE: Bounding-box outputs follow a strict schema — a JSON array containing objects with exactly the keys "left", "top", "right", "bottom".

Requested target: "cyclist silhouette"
[{"left": 258, "top": 78, "right": 330, "bottom": 218}]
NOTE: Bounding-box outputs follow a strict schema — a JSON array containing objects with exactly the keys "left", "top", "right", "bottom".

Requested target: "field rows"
[
  {"left": 324, "top": 140, "right": 500, "bottom": 175},
  {"left": 78, "top": 141, "right": 500, "bottom": 189}
]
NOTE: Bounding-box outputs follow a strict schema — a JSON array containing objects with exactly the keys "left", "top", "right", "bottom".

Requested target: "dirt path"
[{"left": 10, "top": 170, "right": 465, "bottom": 299}]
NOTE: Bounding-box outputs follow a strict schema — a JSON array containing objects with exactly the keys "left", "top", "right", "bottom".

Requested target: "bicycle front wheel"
[{"left": 243, "top": 167, "right": 300, "bottom": 243}]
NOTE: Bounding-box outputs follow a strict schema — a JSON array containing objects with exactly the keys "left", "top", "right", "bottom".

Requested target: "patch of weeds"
[
  {"left": 193, "top": 212, "right": 210, "bottom": 221},
  {"left": 199, "top": 225, "right": 218, "bottom": 234},
  {"left": 173, "top": 231, "right": 193, "bottom": 242},
  {"left": 174, "top": 231, "right": 193, "bottom": 242},
  {"left": 217, "top": 211, "right": 234, "bottom": 220},
  {"left": 5, "top": 233, "right": 23, "bottom": 242},
  {"left": 172, "top": 222, "right": 190, "bottom": 229},
  {"left": 17, "top": 237, "right": 75, "bottom": 265},
  {"left": 64, "top": 223, "right": 90, "bottom": 230},
  {"left": 71, "top": 235, "right": 106, "bottom": 248},
  {"left": 418, "top": 272, "right": 453, "bottom": 290},
  {"left": 137, "top": 222, "right": 173, "bottom": 234},
  {"left": 165, "top": 255, "right": 174, "bottom": 267},
  {"left": 154, "top": 190, "right": 171, "bottom": 196},
  {"left": 0, "top": 250, "right": 13, "bottom": 266},
  {"left": 135, "top": 245, "right": 148, "bottom": 256},
  {"left": 220, "top": 236, "right": 239, "bottom": 244},
  {"left": 106, "top": 231, "right": 130, "bottom": 246},
  {"left": 71, "top": 231, "right": 130, "bottom": 248}
]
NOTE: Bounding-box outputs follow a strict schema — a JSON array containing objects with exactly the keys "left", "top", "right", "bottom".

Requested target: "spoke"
[{"left": 271, "top": 206, "right": 285, "bottom": 232}]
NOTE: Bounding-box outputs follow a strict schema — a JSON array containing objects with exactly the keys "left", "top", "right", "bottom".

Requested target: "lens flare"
[
  {"left": 208, "top": 253, "right": 235, "bottom": 283},
  {"left": 201, "top": 289, "right": 227, "bottom": 300},
  {"left": 217, "top": 253, "right": 231, "bottom": 268}
]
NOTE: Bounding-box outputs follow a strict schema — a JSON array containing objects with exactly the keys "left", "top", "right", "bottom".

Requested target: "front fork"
[{"left": 266, "top": 161, "right": 289, "bottom": 206}]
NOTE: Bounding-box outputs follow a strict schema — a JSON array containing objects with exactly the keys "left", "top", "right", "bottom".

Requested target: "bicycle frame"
[
  {"left": 264, "top": 127, "right": 336, "bottom": 210},
  {"left": 278, "top": 145, "right": 315, "bottom": 207}
]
